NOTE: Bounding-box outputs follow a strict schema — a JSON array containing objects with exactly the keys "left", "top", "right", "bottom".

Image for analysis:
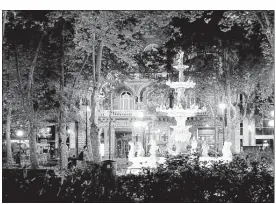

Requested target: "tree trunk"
[
  {"left": 89, "top": 88, "right": 101, "bottom": 163},
  {"left": 86, "top": 92, "right": 93, "bottom": 161},
  {"left": 88, "top": 40, "right": 104, "bottom": 163},
  {"left": 224, "top": 50, "right": 240, "bottom": 152},
  {"left": 28, "top": 118, "right": 39, "bottom": 169},
  {"left": 59, "top": 106, "right": 68, "bottom": 169},
  {"left": 91, "top": 122, "right": 101, "bottom": 162},
  {"left": 96, "top": 40, "right": 103, "bottom": 82},
  {"left": 59, "top": 21, "right": 68, "bottom": 170},
  {"left": 5, "top": 103, "right": 14, "bottom": 165},
  {"left": 14, "top": 33, "right": 43, "bottom": 168}
]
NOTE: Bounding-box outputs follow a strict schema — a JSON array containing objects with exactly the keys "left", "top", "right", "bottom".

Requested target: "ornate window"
[{"left": 120, "top": 91, "right": 134, "bottom": 110}]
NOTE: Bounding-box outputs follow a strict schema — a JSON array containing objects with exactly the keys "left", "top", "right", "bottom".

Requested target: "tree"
[
  {"left": 218, "top": 11, "right": 274, "bottom": 50},
  {"left": 3, "top": 11, "right": 61, "bottom": 168}
]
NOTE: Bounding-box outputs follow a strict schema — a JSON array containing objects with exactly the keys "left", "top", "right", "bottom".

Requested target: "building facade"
[{"left": 34, "top": 74, "right": 273, "bottom": 161}]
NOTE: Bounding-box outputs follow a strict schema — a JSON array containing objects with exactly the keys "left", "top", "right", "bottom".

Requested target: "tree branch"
[
  {"left": 92, "top": 33, "right": 96, "bottom": 83},
  {"left": 253, "top": 11, "right": 265, "bottom": 31},
  {"left": 96, "top": 40, "right": 104, "bottom": 83},
  {"left": 14, "top": 39, "right": 23, "bottom": 93},
  {"left": 27, "top": 34, "right": 44, "bottom": 97},
  {"left": 71, "top": 53, "right": 90, "bottom": 89}
]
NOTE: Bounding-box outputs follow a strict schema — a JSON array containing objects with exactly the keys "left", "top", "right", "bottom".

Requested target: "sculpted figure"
[{"left": 128, "top": 141, "right": 135, "bottom": 159}]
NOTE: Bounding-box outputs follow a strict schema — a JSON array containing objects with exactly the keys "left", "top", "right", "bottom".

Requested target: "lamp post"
[
  {"left": 219, "top": 103, "right": 226, "bottom": 146},
  {"left": 16, "top": 129, "right": 24, "bottom": 167},
  {"left": 108, "top": 92, "right": 113, "bottom": 160},
  {"left": 268, "top": 119, "right": 274, "bottom": 127}
]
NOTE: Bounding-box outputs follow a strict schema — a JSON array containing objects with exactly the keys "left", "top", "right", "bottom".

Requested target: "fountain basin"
[
  {"left": 166, "top": 81, "right": 196, "bottom": 89},
  {"left": 126, "top": 157, "right": 166, "bottom": 175}
]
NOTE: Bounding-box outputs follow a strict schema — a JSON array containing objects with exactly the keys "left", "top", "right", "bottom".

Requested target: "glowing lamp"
[
  {"left": 268, "top": 120, "right": 274, "bottom": 127},
  {"left": 219, "top": 103, "right": 226, "bottom": 110},
  {"left": 16, "top": 130, "right": 24, "bottom": 137}
]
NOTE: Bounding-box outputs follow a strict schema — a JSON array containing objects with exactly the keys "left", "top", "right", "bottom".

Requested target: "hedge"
[{"left": 2, "top": 153, "right": 274, "bottom": 203}]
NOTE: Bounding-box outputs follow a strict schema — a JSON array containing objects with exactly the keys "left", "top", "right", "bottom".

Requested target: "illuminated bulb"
[
  {"left": 219, "top": 103, "right": 226, "bottom": 110},
  {"left": 268, "top": 120, "right": 274, "bottom": 127},
  {"left": 16, "top": 130, "right": 24, "bottom": 137}
]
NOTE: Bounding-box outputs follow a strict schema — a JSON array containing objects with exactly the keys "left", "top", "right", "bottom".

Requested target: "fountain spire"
[{"left": 158, "top": 50, "right": 202, "bottom": 155}]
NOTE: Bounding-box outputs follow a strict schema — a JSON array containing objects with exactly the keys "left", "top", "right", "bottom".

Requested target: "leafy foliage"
[{"left": 3, "top": 152, "right": 274, "bottom": 203}]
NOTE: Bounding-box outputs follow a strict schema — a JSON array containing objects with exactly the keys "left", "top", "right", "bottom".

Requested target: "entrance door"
[
  {"left": 198, "top": 128, "right": 215, "bottom": 148},
  {"left": 115, "top": 132, "right": 132, "bottom": 158}
]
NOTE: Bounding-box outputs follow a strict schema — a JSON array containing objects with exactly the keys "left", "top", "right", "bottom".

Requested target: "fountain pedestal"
[
  {"left": 126, "top": 140, "right": 166, "bottom": 174},
  {"left": 157, "top": 51, "right": 204, "bottom": 154}
]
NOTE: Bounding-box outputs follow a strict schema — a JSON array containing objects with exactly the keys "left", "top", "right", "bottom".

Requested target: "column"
[
  {"left": 54, "top": 126, "right": 58, "bottom": 149},
  {"left": 54, "top": 125, "right": 59, "bottom": 157},
  {"left": 250, "top": 121, "right": 256, "bottom": 146},
  {"left": 243, "top": 118, "right": 249, "bottom": 146},
  {"left": 111, "top": 128, "right": 115, "bottom": 159},
  {"left": 218, "top": 128, "right": 224, "bottom": 151},
  {"left": 234, "top": 128, "right": 241, "bottom": 153},
  {"left": 104, "top": 127, "right": 109, "bottom": 160},
  {"left": 69, "top": 122, "right": 77, "bottom": 157}
]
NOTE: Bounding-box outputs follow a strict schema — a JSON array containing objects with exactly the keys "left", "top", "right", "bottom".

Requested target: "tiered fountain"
[
  {"left": 156, "top": 51, "right": 204, "bottom": 155},
  {"left": 126, "top": 51, "right": 232, "bottom": 174},
  {"left": 157, "top": 51, "right": 232, "bottom": 163}
]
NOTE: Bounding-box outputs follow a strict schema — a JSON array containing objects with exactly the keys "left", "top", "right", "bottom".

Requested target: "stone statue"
[
  {"left": 222, "top": 141, "right": 232, "bottom": 160},
  {"left": 178, "top": 51, "right": 184, "bottom": 66},
  {"left": 149, "top": 140, "right": 159, "bottom": 158},
  {"left": 128, "top": 141, "right": 135, "bottom": 159},
  {"left": 201, "top": 141, "right": 209, "bottom": 157},
  {"left": 136, "top": 142, "right": 145, "bottom": 157}
]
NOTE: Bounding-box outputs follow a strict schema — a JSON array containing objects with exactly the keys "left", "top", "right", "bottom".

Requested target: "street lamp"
[
  {"left": 16, "top": 129, "right": 24, "bottom": 167},
  {"left": 268, "top": 120, "right": 274, "bottom": 127},
  {"left": 219, "top": 103, "right": 226, "bottom": 110},
  {"left": 16, "top": 130, "right": 24, "bottom": 137}
]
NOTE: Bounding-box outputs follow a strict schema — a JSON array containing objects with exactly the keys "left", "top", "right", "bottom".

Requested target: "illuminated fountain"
[
  {"left": 157, "top": 51, "right": 204, "bottom": 155},
  {"left": 199, "top": 141, "right": 233, "bottom": 166},
  {"left": 126, "top": 139, "right": 165, "bottom": 175}
]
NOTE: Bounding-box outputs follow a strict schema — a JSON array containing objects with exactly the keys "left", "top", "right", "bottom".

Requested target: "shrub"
[{"left": 2, "top": 154, "right": 274, "bottom": 203}]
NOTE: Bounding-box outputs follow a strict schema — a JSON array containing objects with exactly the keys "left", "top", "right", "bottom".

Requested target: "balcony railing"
[
  {"left": 128, "top": 72, "right": 168, "bottom": 80},
  {"left": 98, "top": 109, "right": 207, "bottom": 117},
  {"left": 98, "top": 110, "right": 149, "bottom": 117}
]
